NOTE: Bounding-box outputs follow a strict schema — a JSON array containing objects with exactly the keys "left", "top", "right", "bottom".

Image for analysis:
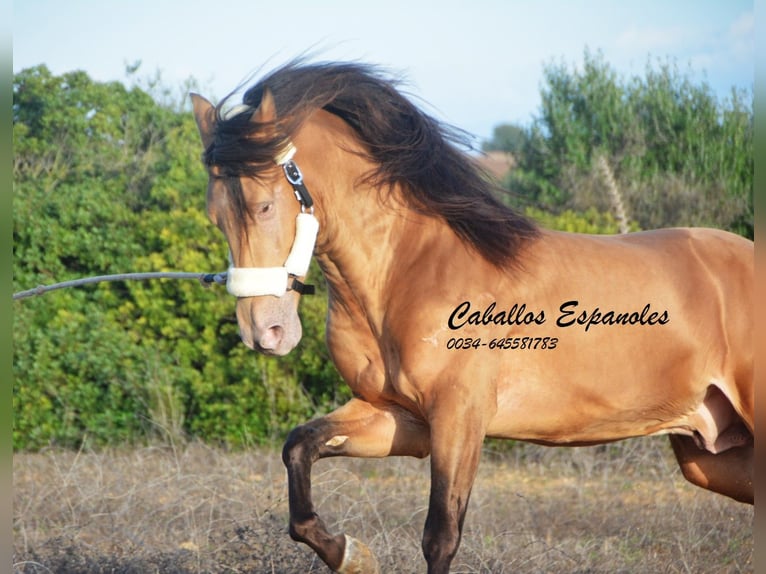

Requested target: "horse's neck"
[
  {"left": 294, "top": 111, "right": 460, "bottom": 335},
  {"left": 289, "top": 113, "right": 408, "bottom": 331},
  {"left": 316, "top": 188, "right": 435, "bottom": 333}
]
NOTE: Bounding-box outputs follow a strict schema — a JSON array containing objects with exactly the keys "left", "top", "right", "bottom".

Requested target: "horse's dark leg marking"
[
  {"left": 282, "top": 398, "right": 430, "bottom": 573},
  {"left": 282, "top": 422, "right": 346, "bottom": 569}
]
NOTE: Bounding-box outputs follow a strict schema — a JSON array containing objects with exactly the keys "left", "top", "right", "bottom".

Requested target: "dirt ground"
[{"left": 13, "top": 438, "right": 753, "bottom": 573}]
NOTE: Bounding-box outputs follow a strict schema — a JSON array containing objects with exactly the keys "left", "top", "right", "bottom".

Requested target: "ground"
[{"left": 13, "top": 438, "right": 753, "bottom": 573}]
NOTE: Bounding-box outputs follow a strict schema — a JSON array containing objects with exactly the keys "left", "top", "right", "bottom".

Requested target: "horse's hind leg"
[
  {"left": 282, "top": 397, "right": 430, "bottom": 573},
  {"left": 669, "top": 435, "right": 753, "bottom": 504}
]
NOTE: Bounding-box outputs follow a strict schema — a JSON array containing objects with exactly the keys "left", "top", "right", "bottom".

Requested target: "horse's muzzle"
[{"left": 236, "top": 299, "right": 302, "bottom": 356}]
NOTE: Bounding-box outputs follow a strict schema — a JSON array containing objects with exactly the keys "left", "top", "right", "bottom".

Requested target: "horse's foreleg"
[
  {"left": 282, "top": 397, "right": 430, "bottom": 573},
  {"left": 422, "top": 393, "right": 491, "bottom": 574}
]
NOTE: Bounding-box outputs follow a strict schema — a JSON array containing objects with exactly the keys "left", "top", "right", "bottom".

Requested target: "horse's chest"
[
  {"left": 327, "top": 329, "right": 424, "bottom": 412},
  {"left": 327, "top": 325, "right": 383, "bottom": 390}
]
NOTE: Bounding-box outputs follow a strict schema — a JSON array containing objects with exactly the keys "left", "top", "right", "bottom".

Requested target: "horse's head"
[{"left": 191, "top": 90, "right": 317, "bottom": 356}]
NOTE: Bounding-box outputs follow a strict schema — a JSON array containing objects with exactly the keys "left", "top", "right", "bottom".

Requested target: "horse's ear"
[
  {"left": 191, "top": 93, "right": 216, "bottom": 149},
  {"left": 252, "top": 87, "right": 277, "bottom": 123}
]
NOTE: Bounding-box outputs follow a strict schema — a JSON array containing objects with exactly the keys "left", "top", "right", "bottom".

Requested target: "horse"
[{"left": 191, "top": 61, "right": 753, "bottom": 574}]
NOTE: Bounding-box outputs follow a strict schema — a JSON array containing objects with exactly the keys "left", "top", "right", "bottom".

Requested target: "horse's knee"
[
  {"left": 282, "top": 423, "right": 320, "bottom": 467},
  {"left": 281, "top": 426, "right": 302, "bottom": 466}
]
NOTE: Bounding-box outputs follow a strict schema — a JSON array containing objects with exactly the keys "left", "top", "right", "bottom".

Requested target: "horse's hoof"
[{"left": 336, "top": 534, "right": 380, "bottom": 574}]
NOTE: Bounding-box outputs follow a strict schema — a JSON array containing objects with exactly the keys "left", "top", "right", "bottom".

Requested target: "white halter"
[{"left": 225, "top": 142, "right": 320, "bottom": 298}]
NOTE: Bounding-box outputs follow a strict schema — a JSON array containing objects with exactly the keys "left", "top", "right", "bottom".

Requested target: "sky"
[{"left": 13, "top": 0, "right": 754, "bottom": 144}]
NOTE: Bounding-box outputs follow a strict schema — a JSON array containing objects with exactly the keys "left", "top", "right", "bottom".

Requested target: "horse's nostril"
[{"left": 258, "top": 325, "right": 284, "bottom": 351}]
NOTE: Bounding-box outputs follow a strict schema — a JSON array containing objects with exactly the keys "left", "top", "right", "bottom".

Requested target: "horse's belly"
[
  {"left": 486, "top": 391, "right": 679, "bottom": 445},
  {"left": 482, "top": 331, "right": 705, "bottom": 444},
  {"left": 485, "top": 354, "right": 749, "bottom": 451}
]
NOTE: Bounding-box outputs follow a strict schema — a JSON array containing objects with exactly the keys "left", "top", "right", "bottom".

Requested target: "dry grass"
[{"left": 13, "top": 438, "right": 753, "bottom": 573}]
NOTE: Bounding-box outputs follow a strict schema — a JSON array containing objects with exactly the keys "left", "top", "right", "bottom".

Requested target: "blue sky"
[{"left": 13, "top": 0, "right": 754, "bottom": 143}]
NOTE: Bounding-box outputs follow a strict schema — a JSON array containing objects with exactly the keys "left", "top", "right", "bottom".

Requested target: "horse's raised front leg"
[
  {"left": 282, "top": 397, "right": 430, "bottom": 573},
  {"left": 421, "top": 388, "right": 493, "bottom": 574}
]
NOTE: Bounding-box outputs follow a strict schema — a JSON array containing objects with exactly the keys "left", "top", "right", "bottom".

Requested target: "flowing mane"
[{"left": 204, "top": 60, "right": 538, "bottom": 265}]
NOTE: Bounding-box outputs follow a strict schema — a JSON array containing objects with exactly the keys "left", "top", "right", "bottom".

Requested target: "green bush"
[
  {"left": 507, "top": 49, "right": 753, "bottom": 238},
  {"left": 525, "top": 206, "right": 634, "bottom": 234}
]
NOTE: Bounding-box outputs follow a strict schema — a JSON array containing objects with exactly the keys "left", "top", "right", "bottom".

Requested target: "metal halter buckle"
[{"left": 282, "top": 160, "right": 314, "bottom": 210}]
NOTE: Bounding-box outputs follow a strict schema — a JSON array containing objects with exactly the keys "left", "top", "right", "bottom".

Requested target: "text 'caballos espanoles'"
[{"left": 448, "top": 300, "right": 670, "bottom": 333}]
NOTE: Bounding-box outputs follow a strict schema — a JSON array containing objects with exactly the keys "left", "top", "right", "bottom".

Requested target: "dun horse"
[{"left": 192, "top": 61, "right": 753, "bottom": 574}]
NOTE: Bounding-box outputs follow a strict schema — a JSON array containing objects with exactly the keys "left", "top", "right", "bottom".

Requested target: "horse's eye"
[{"left": 254, "top": 201, "right": 274, "bottom": 218}]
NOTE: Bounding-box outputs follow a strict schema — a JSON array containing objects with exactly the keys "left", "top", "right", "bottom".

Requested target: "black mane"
[{"left": 204, "top": 60, "right": 538, "bottom": 266}]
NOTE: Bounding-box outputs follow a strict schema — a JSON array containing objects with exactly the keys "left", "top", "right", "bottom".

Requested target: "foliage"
[
  {"left": 505, "top": 49, "right": 753, "bottom": 238},
  {"left": 13, "top": 66, "right": 348, "bottom": 451},
  {"left": 524, "top": 206, "right": 635, "bottom": 235},
  {"left": 482, "top": 123, "right": 526, "bottom": 154}
]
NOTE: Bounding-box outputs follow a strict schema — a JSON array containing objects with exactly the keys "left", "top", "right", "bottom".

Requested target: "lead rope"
[{"left": 13, "top": 271, "right": 228, "bottom": 301}]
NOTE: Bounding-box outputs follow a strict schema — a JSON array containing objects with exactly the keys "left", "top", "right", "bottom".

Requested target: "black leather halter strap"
[
  {"left": 282, "top": 159, "right": 315, "bottom": 295},
  {"left": 290, "top": 277, "right": 315, "bottom": 295}
]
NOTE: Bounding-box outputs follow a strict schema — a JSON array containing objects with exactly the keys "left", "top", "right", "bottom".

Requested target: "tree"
[
  {"left": 506, "top": 49, "right": 753, "bottom": 238},
  {"left": 482, "top": 123, "right": 526, "bottom": 154}
]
